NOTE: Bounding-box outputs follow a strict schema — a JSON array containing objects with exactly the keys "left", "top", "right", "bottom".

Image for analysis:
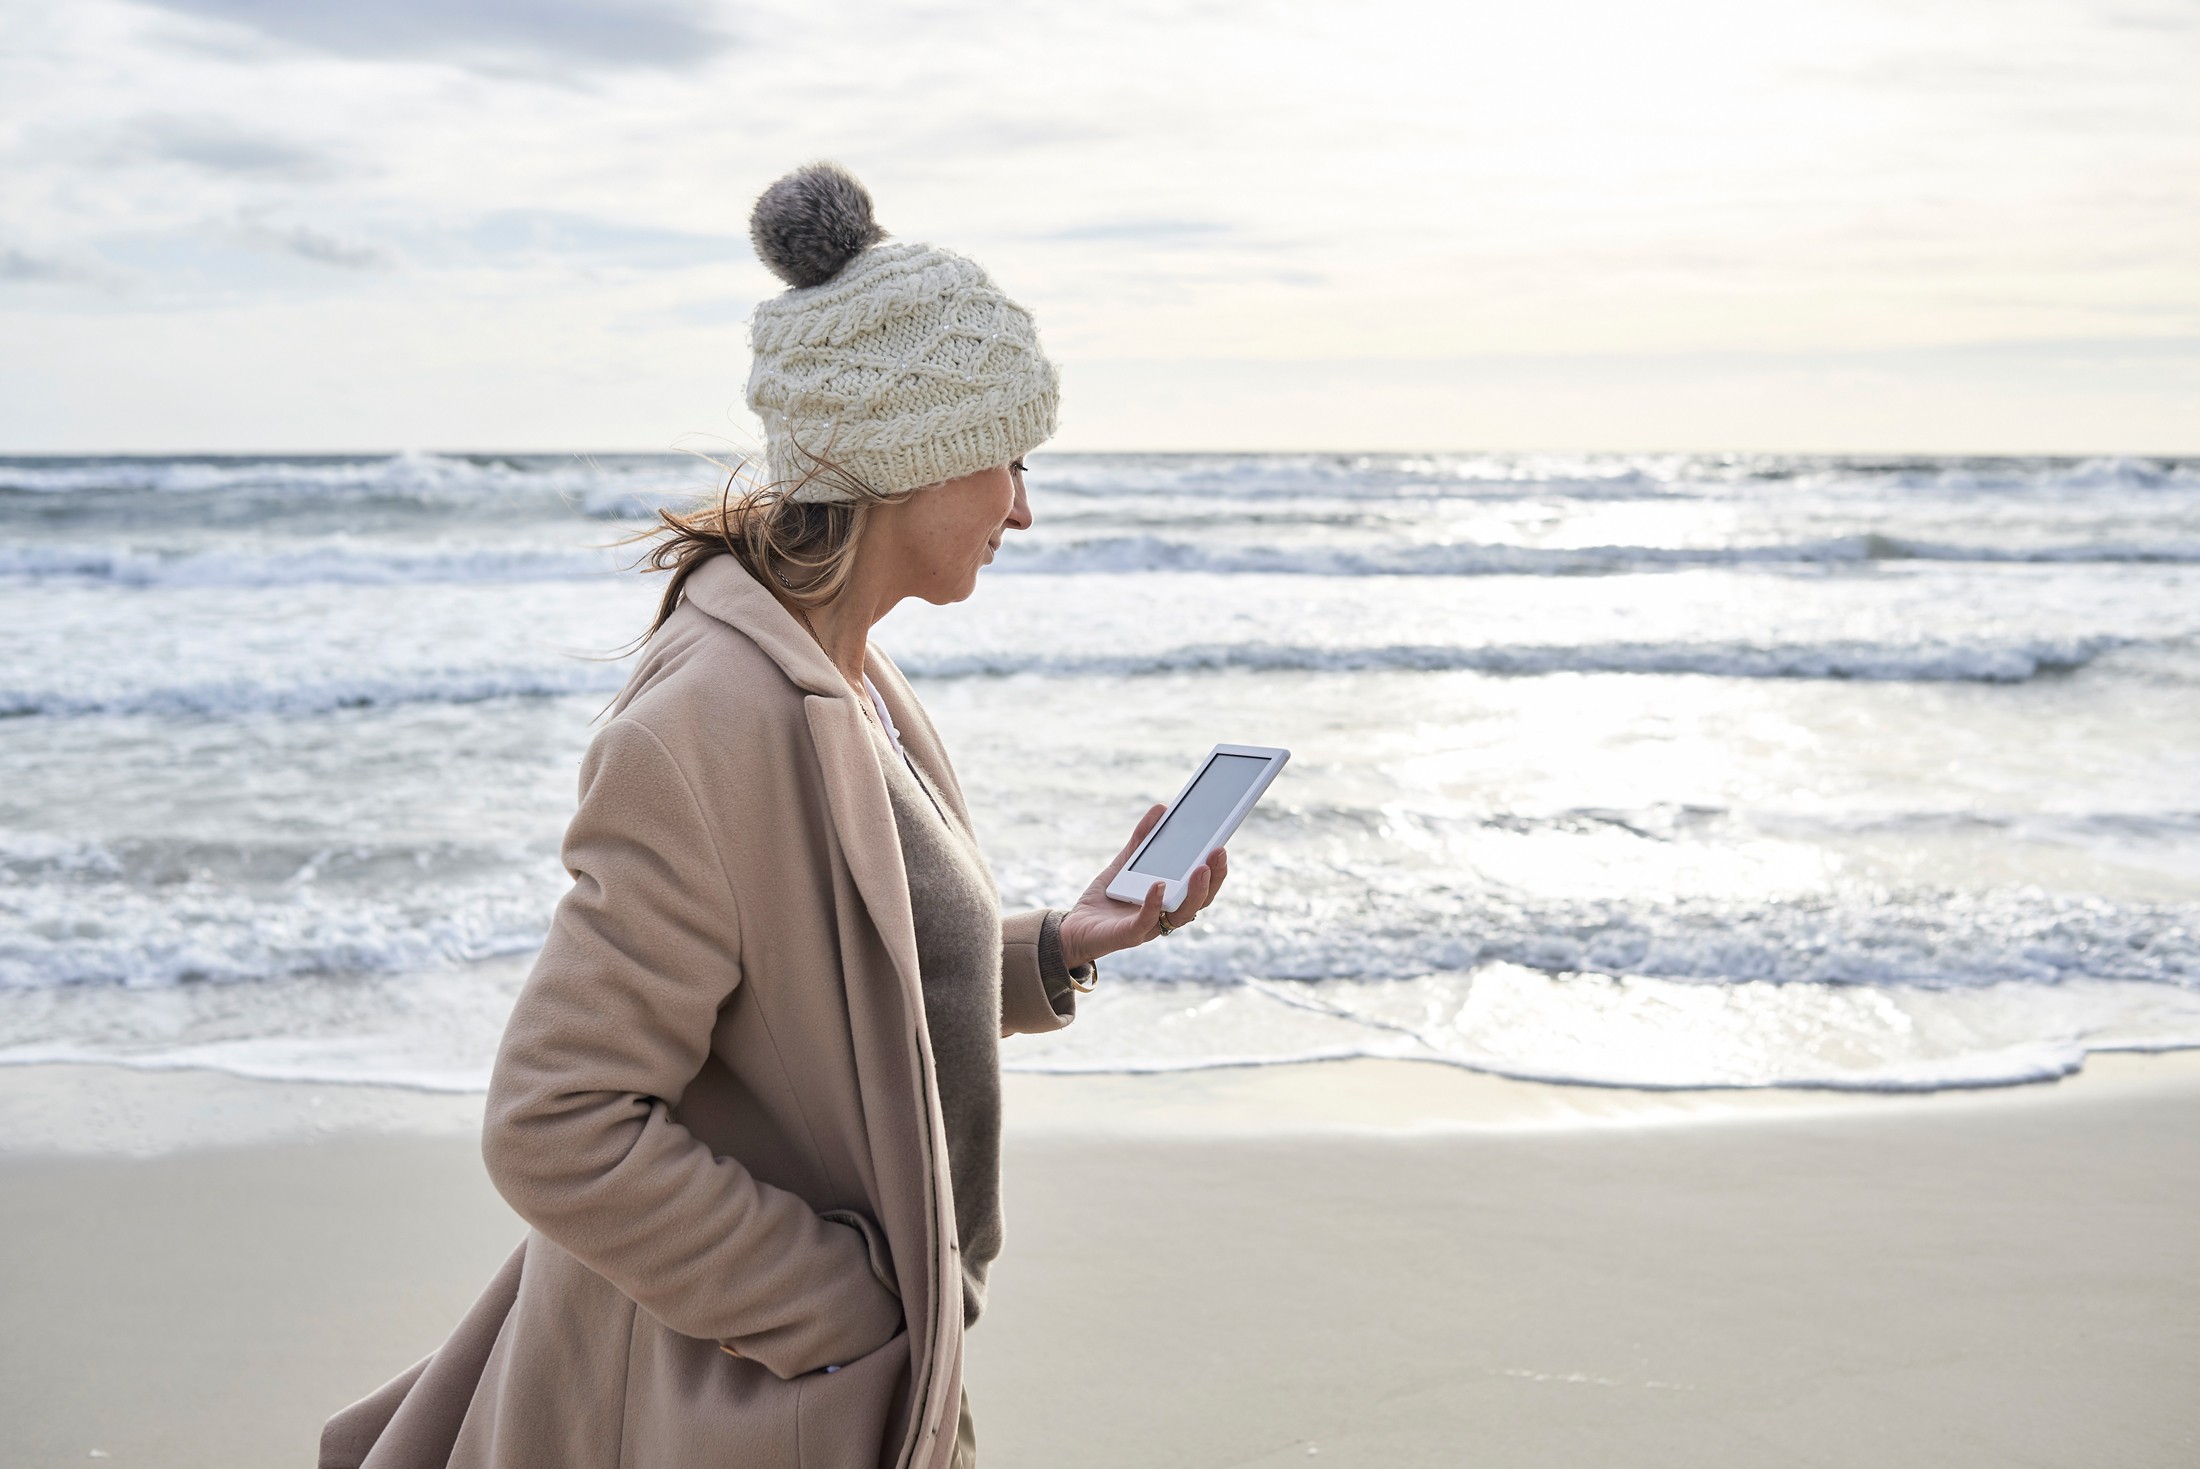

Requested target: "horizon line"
[{"left": 3, "top": 445, "right": 2195, "bottom": 462}]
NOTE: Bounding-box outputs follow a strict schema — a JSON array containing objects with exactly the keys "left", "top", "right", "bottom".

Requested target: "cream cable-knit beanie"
[{"left": 744, "top": 162, "right": 1059, "bottom": 503}]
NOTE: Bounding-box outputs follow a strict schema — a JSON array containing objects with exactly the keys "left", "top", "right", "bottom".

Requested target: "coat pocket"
[
  {"left": 620, "top": 1312, "right": 801, "bottom": 1466},
  {"left": 794, "top": 1325, "right": 911, "bottom": 1469},
  {"left": 819, "top": 1206, "right": 902, "bottom": 1303}
]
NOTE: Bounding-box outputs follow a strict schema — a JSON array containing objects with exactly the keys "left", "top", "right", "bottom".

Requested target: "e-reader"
[{"left": 1106, "top": 744, "right": 1290, "bottom": 911}]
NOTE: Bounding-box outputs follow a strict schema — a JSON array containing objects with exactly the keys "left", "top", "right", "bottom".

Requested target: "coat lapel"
[
  {"left": 863, "top": 651, "right": 978, "bottom": 841},
  {"left": 682, "top": 555, "right": 964, "bottom": 1468},
  {"left": 803, "top": 696, "right": 925, "bottom": 1025},
  {"left": 682, "top": 556, "right": 932, "bottom": 1006},
  {"left": 803, "top": 692, "right": 974, "bottom": 1469}
]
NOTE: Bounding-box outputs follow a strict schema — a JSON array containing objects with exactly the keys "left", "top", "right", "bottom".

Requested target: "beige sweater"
[{"left": 867, "top": 706, "right": 1084, "bottom": 1327}]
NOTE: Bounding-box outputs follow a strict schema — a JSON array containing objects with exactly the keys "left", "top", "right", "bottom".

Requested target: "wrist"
[{"left": 1041, "top": 909, "right": 1098, "bottom": 981}]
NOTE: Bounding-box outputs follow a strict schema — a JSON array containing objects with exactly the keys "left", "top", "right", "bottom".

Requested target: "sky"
[{"left": 2, "top": 0, "right": 2195, "bottom": 455}]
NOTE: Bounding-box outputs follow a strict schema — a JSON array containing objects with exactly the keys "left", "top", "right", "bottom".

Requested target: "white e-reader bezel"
[{"left": 1106, "top": 743, "right": 1290, "bottom": 911}]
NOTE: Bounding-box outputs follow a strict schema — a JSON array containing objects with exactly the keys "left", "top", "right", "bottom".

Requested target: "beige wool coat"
[{"left": 319, "top": 552, "right": 1079, "bottom": 1469}]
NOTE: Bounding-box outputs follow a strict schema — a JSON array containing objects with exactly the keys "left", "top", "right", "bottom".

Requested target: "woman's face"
[{"left": 874, "top": 459, "right": 1033, "bottom": 604}]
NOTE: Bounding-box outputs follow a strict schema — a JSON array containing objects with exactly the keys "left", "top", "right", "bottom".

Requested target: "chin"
[{"left": 923, "top": 575, "right": 983, "bottom": 607}]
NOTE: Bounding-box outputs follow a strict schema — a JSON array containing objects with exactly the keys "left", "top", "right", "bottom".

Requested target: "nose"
[{"left": 1005, "top": 471, "right": 1033, "bottom": 531}]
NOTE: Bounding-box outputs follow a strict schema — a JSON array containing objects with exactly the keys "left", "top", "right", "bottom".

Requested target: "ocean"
[{"left": 2, "top": 449, "right": 2197, "bottom": 1093}]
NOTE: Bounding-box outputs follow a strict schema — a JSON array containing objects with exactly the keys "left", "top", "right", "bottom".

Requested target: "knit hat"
[{"left": 744, "top": 162, "right": 1059, "bottom": 503}]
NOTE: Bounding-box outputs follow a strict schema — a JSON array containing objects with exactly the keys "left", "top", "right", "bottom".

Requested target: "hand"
[{"left": 1056, "top": 803, "right": 1231, "bottom": 972}]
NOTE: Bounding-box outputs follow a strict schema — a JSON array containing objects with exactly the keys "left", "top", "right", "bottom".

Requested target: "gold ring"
[{"left": 1156, "top": 912, "right": 1175, "bottom": 937}]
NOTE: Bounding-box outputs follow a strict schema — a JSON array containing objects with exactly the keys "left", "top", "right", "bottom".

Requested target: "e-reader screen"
[{"left": 1132, "top": 753, "right": 1270, "bottom": 878}]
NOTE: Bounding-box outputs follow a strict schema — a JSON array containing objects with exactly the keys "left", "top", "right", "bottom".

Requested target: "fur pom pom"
[{"left": 748, "top": 162, "right": 886, "bottom": 289}]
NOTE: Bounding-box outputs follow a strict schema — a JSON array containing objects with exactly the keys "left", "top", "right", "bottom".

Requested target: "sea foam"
[
  {"left": 892, "top": 636, "right": 2130, "bottom": 684},
  {"left": 2, "top": 449, "right": 2195, "bottom": 1095}
]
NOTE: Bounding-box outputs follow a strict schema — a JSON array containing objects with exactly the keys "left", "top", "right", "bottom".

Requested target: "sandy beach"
[
  {"left": 3, "top": 1055, "right": 2196, "bottom": 1468},
  {"left": 11, "top": 0, "right": 2197, "bottom": 1461}
]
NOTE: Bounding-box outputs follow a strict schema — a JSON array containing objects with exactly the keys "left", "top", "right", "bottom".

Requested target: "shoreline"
[{"left": 5, "top": 1047, "right": 2199, "bottom": 1157}]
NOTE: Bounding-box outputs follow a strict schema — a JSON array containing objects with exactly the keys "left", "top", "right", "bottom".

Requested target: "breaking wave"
[
  {"left": 995, "top": 533, "right": 2200, "bottom": 576},
  {"left": 0, "top": 664, "right": 626, "bottom": 720},
  {"left": 0, "top": 543, "right": 624, "bottom": 587},
  {"left": 895, "top": 636, "right": 2130, "bottom": 684},
  {"left": 0, "top": 635, "right": 2139, "bottom": 720},
  {"left": 9, "top": 531, "right": 2192, "bottom": 591}
]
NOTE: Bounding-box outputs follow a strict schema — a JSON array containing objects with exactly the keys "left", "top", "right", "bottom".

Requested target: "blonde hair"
[{"left": 627, "top": 443, "right": 915, "bottom": 645}]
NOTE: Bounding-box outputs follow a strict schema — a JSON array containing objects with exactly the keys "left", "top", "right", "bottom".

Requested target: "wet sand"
[{"left": 2, "top": 1056, "right": 2196, "bottom": 1467}]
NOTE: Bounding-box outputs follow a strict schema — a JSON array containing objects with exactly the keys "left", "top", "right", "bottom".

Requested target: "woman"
[{"left": 318, "top": 163, "right": 1228, "bottom": 1469}]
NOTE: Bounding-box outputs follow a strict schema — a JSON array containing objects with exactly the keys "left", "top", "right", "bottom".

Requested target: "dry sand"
[{"left": 2, "top": 1055, "right": 2196, "bottom": 1467}]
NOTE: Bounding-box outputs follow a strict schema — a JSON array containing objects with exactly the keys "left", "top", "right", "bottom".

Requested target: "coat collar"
[
  {"left": 678, "top": 553, "right": 853, "bottom": 700},
  {"left": 678, "top": 553, "right": 976, "bottom": 839},
  {"left": 678, "top": 556, "right": 925, "bottom": 1004}
]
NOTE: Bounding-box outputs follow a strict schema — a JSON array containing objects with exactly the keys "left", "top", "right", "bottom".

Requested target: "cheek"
[
  {"left": 963, "top": 498, "right": 1007, "bottom": 550},
  {"left": 916, "top": 480, "right": 1011, "bottom": 577},
  {"left": 917, "top": 513, "right": 986, "bottom": 578}
]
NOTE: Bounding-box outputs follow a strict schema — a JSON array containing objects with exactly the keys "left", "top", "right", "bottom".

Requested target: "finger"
[
  {"left": 1167, "top": 862, "right": 1214, "bottom": 923},
  {"left": 1180, "top": 849, "right": 1230, "bottom": 920},
  {"left": 1102, "top": 804, "right": 1168, "bottom": 881},
  {"left": 1140, "top": 879, "right": 1167, "bottom": 930},
  {"left": 1191, "top": 848, "right": 1228, "bottom": 911}
]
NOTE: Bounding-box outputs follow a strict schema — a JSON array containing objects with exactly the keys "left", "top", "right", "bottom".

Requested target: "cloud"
[
  {"left": 107, "top": 114, "right": 337, "bottom": 178},
  {"left": 463, "top": 210, "right": 741, "bottom": 269},
  {"left": 1045, "top": 219, "right": 1234, "bottom": 244},
  {"left": 93, "top": 113, "right": 338, "bottom": 179},
  {"left": 2, "top": 246, "right": 83, "bottom": 282},
  {"left": 242, "top": 223, "right": 393, "bottom": 270},
  {"left": 138, "top": 0, "right": 734, "bottom": 70},
  {"left": 2102, "top": 5, "right": 2200, "bottom": 33},
  {"left": 654, "top": 297, "right": 753, "bottom": 325}
]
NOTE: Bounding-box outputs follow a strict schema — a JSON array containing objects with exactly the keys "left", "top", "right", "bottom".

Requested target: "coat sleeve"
[
  {"left": 999, "top": 908, "right": 1086, "bottom": 1037},
  {"left": 480, "top": 716, "right": 904, "bottom": 1380}
]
